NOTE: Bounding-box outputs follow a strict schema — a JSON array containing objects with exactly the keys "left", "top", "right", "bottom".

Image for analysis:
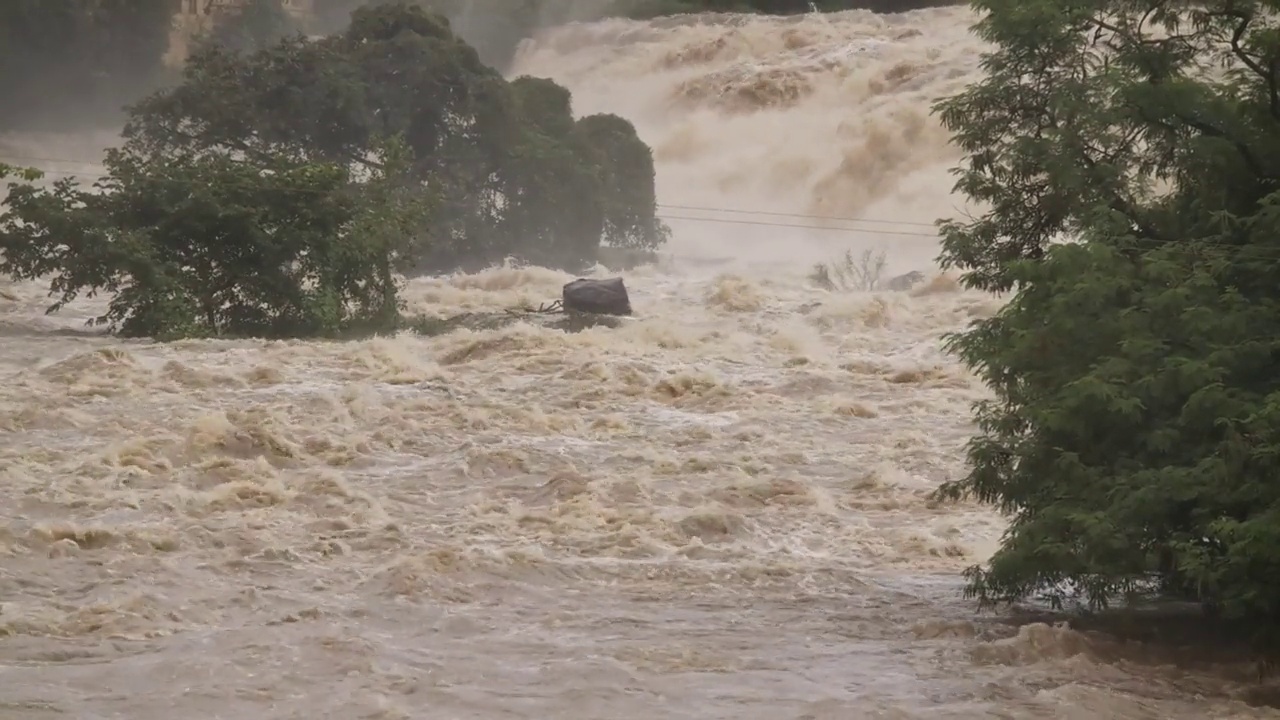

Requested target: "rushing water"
[{"left": 2, "top": 6, "right": 1279, "bottom": 719}]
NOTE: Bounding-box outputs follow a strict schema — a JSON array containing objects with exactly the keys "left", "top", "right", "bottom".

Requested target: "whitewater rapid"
[
  {"left": 1, "top": 6, "right": 1278, "bottom": 719},
  {"left": 509, "top": 6, "right": 976, "bottom": 273}
]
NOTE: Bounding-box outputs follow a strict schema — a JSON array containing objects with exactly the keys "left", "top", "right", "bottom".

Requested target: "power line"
[
  {"left": 0, "top": 152, "right": 948, "bottom": 230},
  {"left": 0, "top": 154, "right": 943, "bottom": 238},
  {"left": 11, "top": 152, "right": 1280, "bottom": 262},
  {"left": 660, "top": 214, "right": 937, "bottom": 238}
]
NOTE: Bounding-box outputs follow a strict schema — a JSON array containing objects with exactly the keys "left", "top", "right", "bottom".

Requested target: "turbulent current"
[{"left": 2, "top": 7, "right": 1278, "bottom": 719}]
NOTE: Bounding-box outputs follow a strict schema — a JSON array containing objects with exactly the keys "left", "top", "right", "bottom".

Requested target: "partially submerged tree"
[
  {"left": 933, "top": 0, "right": 1280, "bottom": 641},
  {"left": 0, "top": 137, "right": 429, "bottom": 340},
  {"left": 136, "top": 3, "right": 667, "bottom": 272},
  {"left": 0, "top": 3, "right": 665, "bottom": 341}
]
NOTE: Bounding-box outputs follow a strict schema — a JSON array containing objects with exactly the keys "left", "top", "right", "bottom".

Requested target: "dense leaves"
[
  {"left": 934, "top": 0, "right": 1280, "bottom": 641},
  {"left": 134, "top": 3, "right": 667, "bottom": 272},
  {"left": 0, "top": 3, "right": 667, "bottom": 340},
  {"left": 0, "top": 139, "right": 429, "bottom": 340}
]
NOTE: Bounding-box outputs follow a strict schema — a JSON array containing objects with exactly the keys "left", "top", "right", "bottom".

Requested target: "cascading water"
[{"left": 0, "top": 6, "right": 1277, "bottom": 719}]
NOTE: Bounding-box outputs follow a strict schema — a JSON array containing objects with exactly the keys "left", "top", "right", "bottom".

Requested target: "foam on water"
[{"left": 2, "top": 5, "right": 1279, "bottom": 719}]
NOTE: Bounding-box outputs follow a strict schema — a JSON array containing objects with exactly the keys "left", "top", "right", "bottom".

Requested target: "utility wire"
[
  {"left": 11, "top": 151, "right": 1280, "bottom": 262},
  {"left": 1, "top": 152, "right": 944, "bottom": 228},
  {"left": 660, "top": 214, "right": 938, "bottom": 238},
  {"left": 0, "top": 152, "right": 944, "bottom": 237},
  {"left": 656, "top": 202, "right": 938, "bottom": 228}
]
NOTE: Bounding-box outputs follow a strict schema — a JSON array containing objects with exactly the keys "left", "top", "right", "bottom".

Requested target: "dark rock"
[
  {"left": 885, "top": 271, "right": 926, "bottom": 292},
  {"left": 562, "top": 277, "right": 632, "bottom": 316}
]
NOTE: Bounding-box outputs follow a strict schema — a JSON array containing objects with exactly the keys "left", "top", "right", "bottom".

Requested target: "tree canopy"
[
  {"left": 146, "top": 3, "right": 666, "bottom": 268},
  {"left": 0, "top": 3, "right": 668, "bottom": 340},
  {"left": 0, "top": 137, "right": 428, "bottom": 340},
  {"left": 933, "top": 0, "right": 1280, "bottom": 643}
]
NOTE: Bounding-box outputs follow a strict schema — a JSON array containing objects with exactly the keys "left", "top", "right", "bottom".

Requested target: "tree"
[
  {"left": 0, "top": 2, "right": 666, "bottom": 340},
  {"left": 0, "top": 0, "right": 173, "bottom": 132},
  {"left": 0, "top": 164, "right": 42, "bottom": 184},
  {"left": 0, "top": 136, "right": 429, "bottom": 340},
  {"left": 575, "top": 113, "right": 671, "bottom": 251},
  {"left": 932, "top": 0, "right": 1280, "bottom": 642},
  {"left": 130, "top": 2, "right": 666, "bottom": 273},
  {"left": 497, "top": 77, "right": 670, "bottom": 267}
]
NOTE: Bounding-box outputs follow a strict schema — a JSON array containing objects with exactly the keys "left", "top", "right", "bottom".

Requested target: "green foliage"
[
  {"left": 0, "top": 135, "right": 429, "bottom": 340},
  {"left": 575, "top": 113, "right": 671, "bottom": 251},
  {"left": 933, "top": 0, "right": 1280, "bottom": 643},
  {"left": 0, "top": 0, "right": 174, "bottom": 132},
  {"left": 130, "top": 3, "right": 665, "bottom": 274},
  {"left": 0, "top": 2, "right": 665, "bottom": 341},
  {"left": 494, "top": 77, "right": 670, "bottom": 267}
]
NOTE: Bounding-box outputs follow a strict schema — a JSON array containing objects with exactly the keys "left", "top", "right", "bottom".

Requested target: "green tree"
[
  {"left": 0, "top": 0, "right": 173, "bottom": 132},
  {"left": 133, "top": 2, "right": 666, "bottom": 273},
  {"left": 0, "top": 2, "right": 666, "bottom": 340},
  {"left": 0, "top": 135, "right": 429, "bottom": 340},
  {"left": 932, "top": 0, "right": 1280, "bottom": 641},
  {"left": 575, "top": 113, "right": 670, "bottom": 251},
  {"left": 495, "top": 77, "right": 670, "bottom": 267}
]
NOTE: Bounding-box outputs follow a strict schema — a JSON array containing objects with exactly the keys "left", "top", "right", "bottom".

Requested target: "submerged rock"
[
  {"left": 563, "top": 277, "right": 633, "bottom": 316},
  {"left": 401, "top": 276, "right": 634, "bottom": 338}
]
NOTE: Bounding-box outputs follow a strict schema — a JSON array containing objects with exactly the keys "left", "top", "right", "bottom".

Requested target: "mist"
[{"left": 506, "top": 5, "right": 978, "bottom": 272}]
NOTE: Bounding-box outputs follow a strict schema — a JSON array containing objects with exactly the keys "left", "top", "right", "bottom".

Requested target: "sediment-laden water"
[{"left": 1, "top": 6, "right": 1277, "bottom": 719}]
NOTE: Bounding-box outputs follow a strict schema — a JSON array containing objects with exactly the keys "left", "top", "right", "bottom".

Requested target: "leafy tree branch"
[{"left": 933, "top": 0, "right": 1280, "bottom": 648}]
